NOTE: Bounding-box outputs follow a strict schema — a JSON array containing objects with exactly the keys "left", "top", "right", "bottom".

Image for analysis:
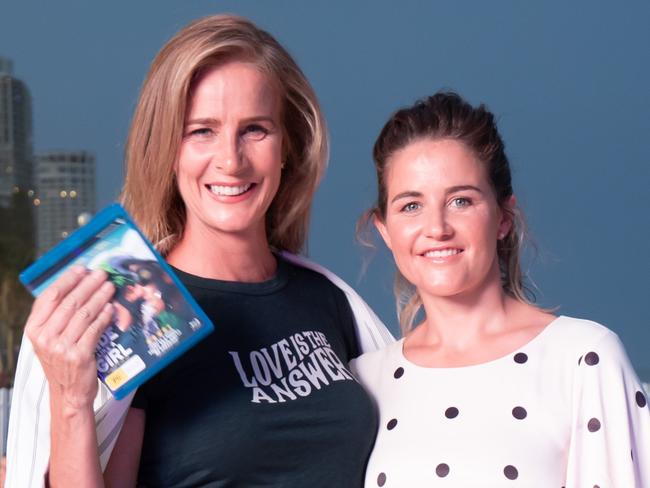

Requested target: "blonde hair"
[
  {"left": 120, "top": 15, "right": 328, "bottom": 254},
  {"left": 364, "top": 92, "right": 534, "bottom": 334}
]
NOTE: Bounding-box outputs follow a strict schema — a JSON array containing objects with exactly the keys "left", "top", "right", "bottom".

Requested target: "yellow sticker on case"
[{"left": 105, "top": 355, "right": 146, "bottom": 390}]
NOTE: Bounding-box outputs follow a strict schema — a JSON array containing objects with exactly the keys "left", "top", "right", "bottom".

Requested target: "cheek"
[
  {"left": 251, "top": 139, "right": 283, "bottom": 170},
  {"left": 462, "top": 213, "right": 501, "bottom": 265},
  {"left": 464, "top": 207, "right": 500, "bottom": 240},
  {"left": 383, "top": 219, "right": 421, "bottom": 276},
  {"left": 386, "top": 218, "right": 420, "bottom": 250},
  {"left": 251, "top": 144, "right": 283, "bottom": 199},
  {"left": 174, "top": 155, "right": 192, "bottom": 183},
  {"left": 177, "top": 140, "right": 214, "bottom": 173}
]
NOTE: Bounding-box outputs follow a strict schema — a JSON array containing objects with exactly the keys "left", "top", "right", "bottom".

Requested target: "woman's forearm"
[
  {"left": 48, "top": 393, "right": 103, "bottom": 488},
  {"left": 20, "top": 266, "right": 115, "bottom": 487}
]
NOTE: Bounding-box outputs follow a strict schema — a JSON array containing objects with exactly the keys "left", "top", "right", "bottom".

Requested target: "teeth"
[
  {"left": 209, "top": 183, "right": 252, "bottom": 196},
  {"left": 423, "top": 249, "right": 461, "bottom": 258}
]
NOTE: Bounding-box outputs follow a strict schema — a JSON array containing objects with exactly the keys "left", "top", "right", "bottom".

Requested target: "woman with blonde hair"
[
  {"left": 353, "top": 91, "right": 650, "bottom": 487},
  {"left": 6, "top": 15, "right": 392, "bottom": 487}
]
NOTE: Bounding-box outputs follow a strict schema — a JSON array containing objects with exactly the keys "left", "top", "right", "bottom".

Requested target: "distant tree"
[{"left": 0, "top": 192, "right": 35, "bottom": 386}]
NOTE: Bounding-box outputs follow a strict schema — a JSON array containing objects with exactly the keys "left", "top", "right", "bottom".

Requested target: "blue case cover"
[{"left": 19, "top": 203, "right": 214, "bottom": 400}]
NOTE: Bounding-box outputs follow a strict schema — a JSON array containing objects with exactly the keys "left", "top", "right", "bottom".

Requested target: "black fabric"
[{"left": 132, "top": 256, "right": 377, "bottom": 487}]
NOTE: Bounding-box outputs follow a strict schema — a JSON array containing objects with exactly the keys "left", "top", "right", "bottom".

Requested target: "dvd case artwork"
[{"left": 20, "top": 204, "right": 214, "bottom": 400}]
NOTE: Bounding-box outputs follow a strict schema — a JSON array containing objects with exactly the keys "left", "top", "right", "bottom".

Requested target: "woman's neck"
[
  {"left": 406, "top": 264, "right": 556, "bottom": 368},
  {"left": 416, "top": 274, "right": 511, "bottom": 350},
  {"left": 165, "top": 222, "right": 277, "bottom": 283}
]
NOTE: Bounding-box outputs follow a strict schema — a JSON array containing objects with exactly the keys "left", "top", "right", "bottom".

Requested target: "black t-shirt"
[{"left": 131, "top": 256, "right": 378, "bottom": 487}]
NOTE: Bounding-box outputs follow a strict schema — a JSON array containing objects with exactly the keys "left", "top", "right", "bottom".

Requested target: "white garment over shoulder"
[
  {"left": 5, "top": 253, "right": 395, "bottom": 488},
  {"left": 352, "top": 315, "right": 650, "bottom": 488}
]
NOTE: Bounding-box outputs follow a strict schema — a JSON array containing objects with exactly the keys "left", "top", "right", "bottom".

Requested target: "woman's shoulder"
[
  {"left": 280, "top": 253, "right": 344, "bottom": 291},
  {"left": 546, "top": 315, "right": 620, "bottom": 347},
  {"left": 354, "top": 339, "right": 402, "bottom": 364},
  {"left": 538, "top": 315, "right": 631, "bottom": 368},
  {"left": 351, "top": 340, "right": 403, "bottom": 382}
]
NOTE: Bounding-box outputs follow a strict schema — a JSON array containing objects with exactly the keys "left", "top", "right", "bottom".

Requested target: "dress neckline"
[{"left": 396, "top": 315, "right": 565, "bottom": 371}]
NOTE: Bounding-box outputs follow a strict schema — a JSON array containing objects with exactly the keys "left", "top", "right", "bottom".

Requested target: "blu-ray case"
[{"left": 19, "top": 203, "right": 214, "bottom": 400}]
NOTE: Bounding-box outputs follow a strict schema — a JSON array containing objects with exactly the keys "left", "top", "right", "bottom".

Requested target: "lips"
[{"left": 207, "top": 183, "right": 254, "bottom": 196}]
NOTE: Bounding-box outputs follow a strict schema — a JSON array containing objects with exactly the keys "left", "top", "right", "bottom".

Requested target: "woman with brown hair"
[
  {"left": 353, "top": 91, "right": 650, "bottom": 487},
  {"left": 6, "top": 15, "right": 392, "bottom": 487}
]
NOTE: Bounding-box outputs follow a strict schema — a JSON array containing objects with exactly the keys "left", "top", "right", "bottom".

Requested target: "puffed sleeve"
[{"left": 565, "top": 329, "right": 650, "bottom": 487}]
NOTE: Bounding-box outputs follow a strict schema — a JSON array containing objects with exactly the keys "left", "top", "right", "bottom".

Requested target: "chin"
[
  {"left": 416, "top": 276, "right": 477, "bottom": 299},
  {"left": 199, "top": 209, "right": 261, "bottom": 232},
  {"left": 209, "top": 222, "right": 255, "bottom": 235},
  {"left": 423, "top": 287, "right": 467, "bottom": 299}
]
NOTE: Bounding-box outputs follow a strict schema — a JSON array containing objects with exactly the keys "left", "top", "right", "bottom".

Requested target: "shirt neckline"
[{"left": 170, "top": 254, "right": 290, "bottom": 296}]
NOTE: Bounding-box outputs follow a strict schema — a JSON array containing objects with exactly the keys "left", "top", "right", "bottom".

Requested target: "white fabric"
[
  {"left": 352, "top": 315, "right": 650, "bottom": 487},
  {"left": 5, "top": 253, "right": 394, "bottom": 487}
]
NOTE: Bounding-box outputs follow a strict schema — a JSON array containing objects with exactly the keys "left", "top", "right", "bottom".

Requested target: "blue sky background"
[{"left": 1, "top": 0, "right": 648, "bottom": 377}]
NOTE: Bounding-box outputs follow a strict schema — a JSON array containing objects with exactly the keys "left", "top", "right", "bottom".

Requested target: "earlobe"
[{"left": 373, "top": 215, "right": 392, "bottom": 250}]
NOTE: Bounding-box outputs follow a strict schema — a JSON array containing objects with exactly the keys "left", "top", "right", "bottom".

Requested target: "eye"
[
  {"left": 185, "top": 127, "right": 213, "bottom": 138},
  {"left": 241, "top": 124, "right": 269, "bottom": 140},
  {"left": 450, "top": 197, "right": 471, "bottom": 208},
  {"left": 400, "top": 201, "right": 421, "bottom": 213}
]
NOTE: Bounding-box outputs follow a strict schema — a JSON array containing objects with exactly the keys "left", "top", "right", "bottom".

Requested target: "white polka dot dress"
[{"left": 352, "top": 316, "right": 650, "bottom": 487}]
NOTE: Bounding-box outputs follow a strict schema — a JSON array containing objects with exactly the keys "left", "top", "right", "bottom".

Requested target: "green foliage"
[{"left": 0, "top": 192, "right": 35, "bottom": 272}]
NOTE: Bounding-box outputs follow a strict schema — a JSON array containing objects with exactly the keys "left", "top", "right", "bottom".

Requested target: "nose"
[
  {"left": 212, "top": 131, "right": 245, "bottom": 174},
  {"left": 424, "top": 206, "right": 453, "bottom": 240}
]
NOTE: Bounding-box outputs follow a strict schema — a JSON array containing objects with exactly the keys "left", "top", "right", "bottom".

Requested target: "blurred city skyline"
[{"left": 1, "top": 0, "right": 649, "bottom": 378}]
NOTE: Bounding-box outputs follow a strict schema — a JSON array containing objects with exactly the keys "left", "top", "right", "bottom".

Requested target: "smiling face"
[
  {"left": 375, "top": 138, "right": 513, "bottom": 300},
  {"left": 175, "top": 61, "right": 284, "bottom": 242}
]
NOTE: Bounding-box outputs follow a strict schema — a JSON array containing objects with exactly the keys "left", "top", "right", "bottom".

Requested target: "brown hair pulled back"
[{"left": 366, "top": 91, "right": 530, "bottom": 333}]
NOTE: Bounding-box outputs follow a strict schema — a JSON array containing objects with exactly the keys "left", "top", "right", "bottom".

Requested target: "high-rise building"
[
  {"left": 34, "top": 151, "right": 96, "bottom": 255},
  {"left": 0, "top": 57, "right": 33, "bottom": 207}
]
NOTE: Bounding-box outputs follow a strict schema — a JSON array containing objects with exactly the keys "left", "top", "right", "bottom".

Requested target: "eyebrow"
[
  {"left": 185, "top": 116, "right": 277, "bottom": 126},
  {"left": 390, "top": 185, "right": 483, "bottom": 204},
  {"left": 185, "top": 117, "right": 219, "bottom": 126},
  {"left": 447, "top": 185, "right": 483, "bottom": 194},
  {"left": 390, "top": 191, "right": 423, "bottom": 204}
]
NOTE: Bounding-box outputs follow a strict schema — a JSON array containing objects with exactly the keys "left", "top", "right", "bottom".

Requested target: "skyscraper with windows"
[
  {"left": 0, "top": 57, "right": 33, "bottom": 207},
  {"left": 34, "top": 151, "right": 96, "bottom": 255}
]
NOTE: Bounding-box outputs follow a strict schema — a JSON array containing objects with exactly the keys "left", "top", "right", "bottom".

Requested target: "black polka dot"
[
  {"left": 514, "top": 352, "right": 528, "bottom": 364},
  {"left": 504, "top": 465, "right": 518, "bottom": 480},
  {"left": 393, "top": 367, "right": 404, "bottom": 379},
  {"left": 387, "top": 418, "right": 398, "bottom": 430},
  {"left": 445, "top": 407, "right": 459, "bottom": 419},
  {"left": 636, "top": 390, "right": 647, "bottom": 408},
  {"left": 512, "top": 406, "right": 527, "bottom": 419},
  {"left": 584, "top": 352, "right": 599, "bottom": 366},
  {"left": 435, "top": 463, "right": 450, "bottom": 477},
  {"left": 377, "top": 472, "right": 386, "bottom": 486},
  {"left": 578, "top": 355, "right": 583, "bottom": 366},
  {"left": 588, "top": 418, "right": 601, "bottom": 432}
]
